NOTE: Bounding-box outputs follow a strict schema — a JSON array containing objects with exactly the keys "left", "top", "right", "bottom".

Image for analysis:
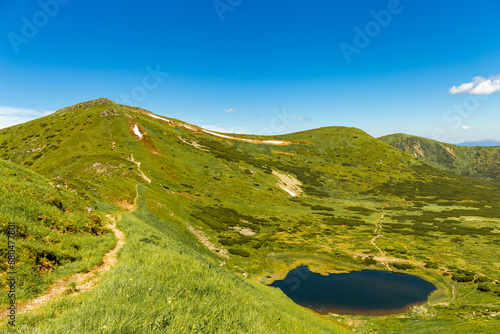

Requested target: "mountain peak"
[{"left": 55, "top": 98, "right": 115, "bottom": 114}]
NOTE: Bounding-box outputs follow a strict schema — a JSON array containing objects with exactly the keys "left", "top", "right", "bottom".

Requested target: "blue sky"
[{"left": 1, "top": 0, "right": 499, "bottom": 143}]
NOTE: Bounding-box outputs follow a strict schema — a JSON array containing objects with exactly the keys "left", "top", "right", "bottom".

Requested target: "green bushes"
[
  {"left": 388, "top": 209, "right": 496, "bottom": 238},
  {"left": 192, "top": 206, "right": 242, "bottom": 232},
  {"left": 304, "top": 186, "right": 329, "bottom": 197},
  {"left": 451, "top": 270, "right": 475, "bottom": 282},
  {"left": 218, "top": 236, "right": 252, "bottom": 246},
  {"left": 310, "top": 205, "right": 335, "bottom": 211},
  {"left": 424, "top": 261, "right": 439, "bottom": 269},
  {"left": 48, "top": 196, "right": 65, "bottom": 211},
  {"left": 391, "top": 262, "right": 415, "bottom": 270},
  {"left": 227, "top": 248, "right": 250, "bottom": 257},
  {"left": 475, "top": 276, "right": 489, "bottom": 283},
  {"left": 362, "top": 256, "right": 377, "bottom": 265},
  {"left": 477, "top": 284, "right": 490, "bottom": 292},
  {"left": 345, "top": 206, "right": 376, "bottom": 215}
]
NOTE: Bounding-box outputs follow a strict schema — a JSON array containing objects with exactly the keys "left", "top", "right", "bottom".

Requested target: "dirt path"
[
  {"left": 370, "top": 205, "right": 459, "bottom": 303},
  {"left": 370, "top": 205, "right": 392, "bottom": 270},
  {"left": 105, "top": 118, "right": 117, "bottom": 151},
  {"left": 1, "top": 215, "right": 125, "bottom": 319},
  {"left": 128, "top": 154, "right": 151, "bottom": 183}
]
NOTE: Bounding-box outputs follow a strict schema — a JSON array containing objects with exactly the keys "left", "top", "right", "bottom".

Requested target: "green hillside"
[
  {"left": 1, "top": 98, "right": 499, "bottom": 333},
  {"left": 380, "top": 133, "right": 500, "bottom": 182},
  {"left": 0, "top": 159, "right": 115, "bottom": 307}
]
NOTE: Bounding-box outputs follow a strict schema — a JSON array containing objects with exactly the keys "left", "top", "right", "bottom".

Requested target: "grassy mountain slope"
[
  {"left": 4, "top": 199, "right": 350, "bottom": 334},
  {"left": 1, "top": 98, "right": 499, "bottom": 333},
  {"left": 379, "top": 133, "right": 500, "bottom": 182},
  {"left": 0, "top": 159, "right": 115, "bottom": 307}
]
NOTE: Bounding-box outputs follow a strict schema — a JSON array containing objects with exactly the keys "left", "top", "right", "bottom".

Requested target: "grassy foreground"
[{"left": 1, "top": 205, "right": 350, "bottom": 334}]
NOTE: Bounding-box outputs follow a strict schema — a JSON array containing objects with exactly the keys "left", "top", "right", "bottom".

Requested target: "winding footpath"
[
  {"left": 128, "top": 154, "right": 152, "bottom": 184},
  {"left": 1, "top": 216, "right": 125, "bottom": 319},
  {"left": 370, "top": 205, "right": 392, "bottom": 271}
]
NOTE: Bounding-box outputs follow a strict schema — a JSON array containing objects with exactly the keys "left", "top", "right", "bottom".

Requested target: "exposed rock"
[
  {"left": 26, "top": 147, "right": 43, "bottom": 153},
  {"left": 230, "top": 226, "right": 255, "bottom": 236},
  {"left": 272, "top": 170, "right": 303, "bottom": 197},
  {"left": 56, "top": 98, "right": 115, "bottom": 114},
  {"left": 100, "top": 108, "right": 120, "bottom": 118}
]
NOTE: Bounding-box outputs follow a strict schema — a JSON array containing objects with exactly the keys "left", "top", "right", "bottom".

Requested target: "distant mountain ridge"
[
  {"left": 457, "top": 139, "right": 500, "bottom": 147},
  {"left": 379, "top": 133, "right": 500, "bottom": 182}
]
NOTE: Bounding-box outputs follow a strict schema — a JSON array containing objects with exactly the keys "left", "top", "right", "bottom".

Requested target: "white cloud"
[
  {"left": 449, "top": 82, "right": 475, "bottom": 94},
  {"left": 461, "top": 125, "right": 471, "bottom": 131},
  {"left": 201, "top": 125, "right": 247, "bottom": 134},
  {"left": 449, "top": 75, "right": 500, "bottom": 95},
  {"left": 0, "top": 106, "right": 53, "bottom": 129},
  {"left": 224, "top": 108, "right": 238, "bottom": 113}
]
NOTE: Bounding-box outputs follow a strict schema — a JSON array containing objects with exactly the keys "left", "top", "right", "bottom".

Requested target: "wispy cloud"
[
  {"left": 449, "top": 75, "right": 500, "bottom": 95},
  {"left": 0, "top": 106, "right": 53, "bottom": 129},
  {"left": 201, "top": 125, "right": 247, "bottom": 134},
  {"left": 293, "top": 116, "right": 310, "bottom": 121},
  {"left": 224, "top": 108, "right": 238, "bottom": 113},
  {"left": 461, "top": 125, "right": 471, "bottom": 131}
]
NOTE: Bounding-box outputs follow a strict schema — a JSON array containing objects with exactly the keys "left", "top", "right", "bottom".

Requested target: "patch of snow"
[
  {"left": 202, "top": 129, "right": 235, "bottom": 139},
  {"left": 133, "top": 124, "right": 143, "bottom": 138},
  {"left": 148, "top": 114, "right": 171, "bottom": 122},
  {"left": 273, "top": 170, "right": 303, "bottom": 197},
  {"left": 202, "top": 129, "right": 286, "bottom": 145},
  {"left": 281, "top": 188, "right": 297, "bottom": 197},
  {"left": 262, "top": 140, "right": 284, "bottom": 144}
]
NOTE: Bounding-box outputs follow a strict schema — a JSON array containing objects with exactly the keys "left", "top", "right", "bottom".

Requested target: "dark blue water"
[{"left": 270, "top": 266, "right": 436, "bottom": 315}]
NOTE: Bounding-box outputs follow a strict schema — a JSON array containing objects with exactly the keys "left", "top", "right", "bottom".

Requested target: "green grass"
[
  {"left": 0, "top": 207, "right": 350, "bottom": 334},
  {"left": 0, "top": 159, "right": 115, "bottom": 306}
]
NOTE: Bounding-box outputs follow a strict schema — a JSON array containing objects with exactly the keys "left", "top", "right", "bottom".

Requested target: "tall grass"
[{"left": 0, "top": 159, "right": 115, "bottom": 307}]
